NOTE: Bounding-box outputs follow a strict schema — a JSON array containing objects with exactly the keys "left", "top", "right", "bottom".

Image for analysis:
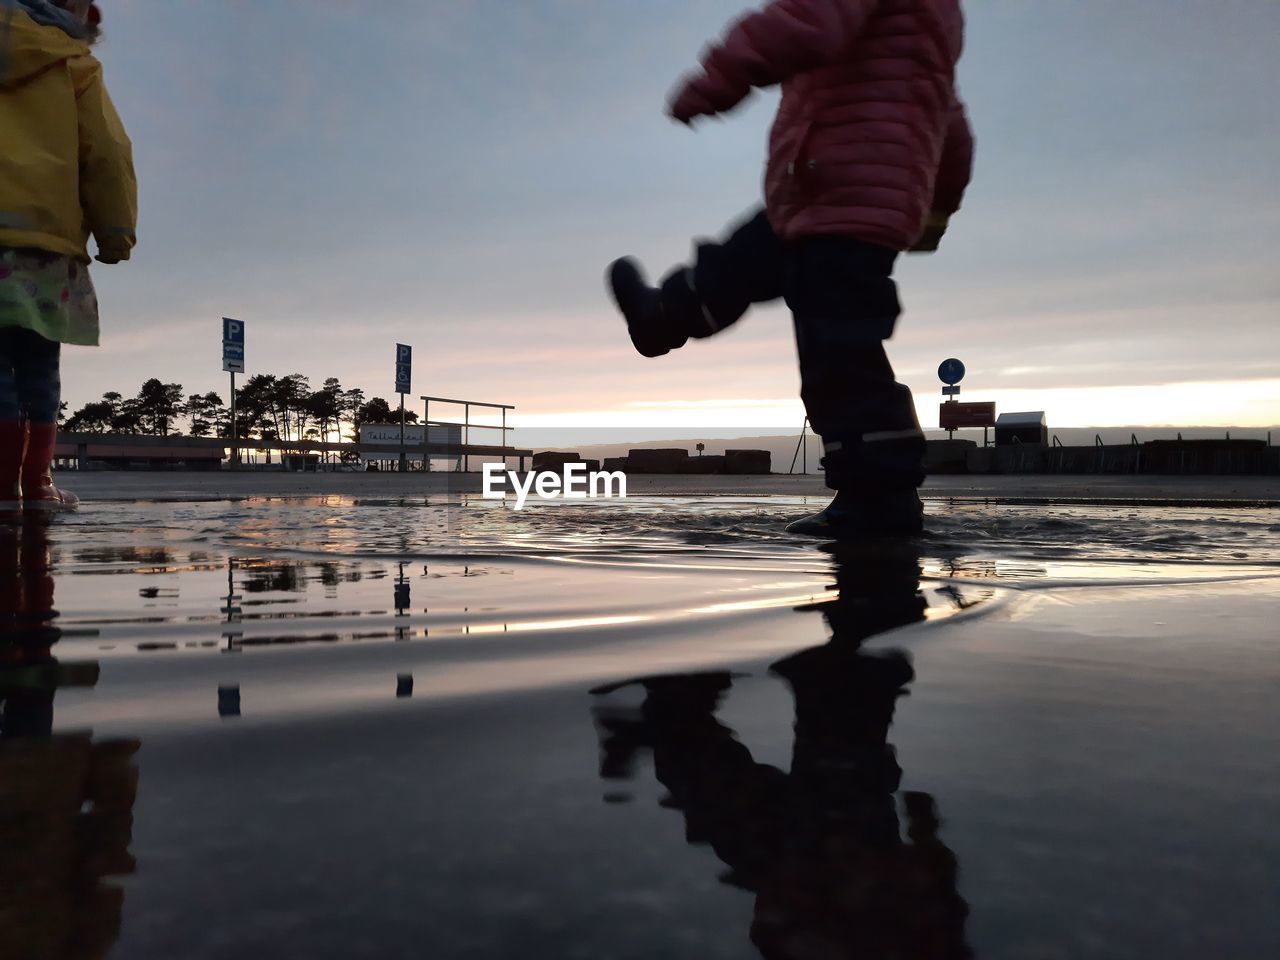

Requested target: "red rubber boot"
[
  {"left": 21, "top": 422, "right": 79, "bottom": 511},
  {"left": 0, "top": 418, "right": 25, "bottom": 510}
]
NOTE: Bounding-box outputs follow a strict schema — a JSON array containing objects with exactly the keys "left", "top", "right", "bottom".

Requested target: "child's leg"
[
  {"left": 784, "top": 238, "right": 925, "bottom": 498},
  {"left": 0, "top": 328, "right": 20, "bottom": 421},
  {"left": 679, "top": 207, "right": 787, "bottom": 337},
  {"left": 0, "top": 329, "right": 26, "bottom": 505},
  {"left": 609, "top": 208, "right": 786, "bottom": 357},
  {"left": 11, "top": 329, "right": 62, "bottom": 426},
  {"left": 13, "top": 331, "right": 76, "bottom": 510}
]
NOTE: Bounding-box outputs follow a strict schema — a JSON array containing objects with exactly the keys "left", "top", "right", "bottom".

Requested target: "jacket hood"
[{"left": 0, "top": 4, "right": 89, "bottom": 87}]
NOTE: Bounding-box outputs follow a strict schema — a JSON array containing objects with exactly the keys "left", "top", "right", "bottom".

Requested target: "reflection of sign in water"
[
  {"left": 218, "top": 684, "right": 241, "bottom": 718},
  {"left": 394, "top": 563, "right": 412, "bottom": 640},
  {"left": 222, "top": 558, "right": 243, "bottom": 654},
  {"left": 394, "top": 562, "right": 410, "bottom": 617},
  {"left": 395, "top": 343, "right": 412, "bottom": 394}
]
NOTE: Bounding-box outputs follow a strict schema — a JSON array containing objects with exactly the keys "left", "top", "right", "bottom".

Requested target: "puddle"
[
  {"left": 2, "top": 496, "right": 1272, "bottom": 664},
  {"left": 3, "top": 496, "right": 1279, "bottom": 959}
]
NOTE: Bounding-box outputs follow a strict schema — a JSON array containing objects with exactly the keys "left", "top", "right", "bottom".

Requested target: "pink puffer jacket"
[{"left": 672, "top": 0, "right": 973, "bottom": 250}]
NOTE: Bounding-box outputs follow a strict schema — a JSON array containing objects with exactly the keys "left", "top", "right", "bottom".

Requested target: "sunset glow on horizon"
[{"left": 514, "top": 378, "right": 1280, "bottom": 437}]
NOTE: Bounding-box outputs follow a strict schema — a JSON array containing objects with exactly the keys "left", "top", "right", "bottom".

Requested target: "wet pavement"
[{"left": 2, "top": 495, "right": 1279, "bottom": 959}]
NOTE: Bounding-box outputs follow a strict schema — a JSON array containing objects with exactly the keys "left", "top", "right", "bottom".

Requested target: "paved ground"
[{"left": 56, "top": 470, "right": 1280, "bottom": 505}]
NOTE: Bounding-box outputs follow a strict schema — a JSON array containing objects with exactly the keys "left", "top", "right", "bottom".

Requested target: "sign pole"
[
  {"left": 399, "top": 394, "right": 406, "bottom": 473},
  {"left": 230, "top": 371, "right": 238, "bottom": 467},
  {"left": 938, "top": 358, "right": 966, "bottom": 442}
]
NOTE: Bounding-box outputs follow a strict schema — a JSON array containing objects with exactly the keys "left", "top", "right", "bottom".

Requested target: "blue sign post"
[
  {"left": 395, "top": 343, "right": 412, "bottom": 394},
  {"left": 938, "top": 358, "right": 968, "bottom": 440},
  {"left": 395, "top": 344, "right": 413, "bottom": 472},
  {"left": 222, "top": 317, "right": 245, "bottom": 373},
  {"left": 223, "top": 318, "right": 246, "bottom": 466}
]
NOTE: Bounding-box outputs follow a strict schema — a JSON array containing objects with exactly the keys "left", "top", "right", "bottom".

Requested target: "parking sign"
[
  {"left": 223, "top": 317, "right": 245, "bottom": 373},
  {"left": 395, "top": 343, "right": 412, "bottom": 394}
]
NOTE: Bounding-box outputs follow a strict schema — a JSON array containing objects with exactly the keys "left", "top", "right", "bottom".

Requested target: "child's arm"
[
  {"left": 931, "top": 97, "right": 974, "bottom": 219},
  {"left": 911, "top": 96, "right": 974, "bottom": 253},
  {"left": 72, "top": 57, "right": 137, "bottom": 264},
  {"left": 670, "top": 0, "right": 882, "bottom": 123}
]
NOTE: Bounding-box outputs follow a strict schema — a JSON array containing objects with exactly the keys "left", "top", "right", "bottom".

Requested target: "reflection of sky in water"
[
  {"left": 48, "top": 494, "right": 1280, "bottom": 564},
  {"left": 35, "top": 496, "right": 1280, "bottom": 661}
]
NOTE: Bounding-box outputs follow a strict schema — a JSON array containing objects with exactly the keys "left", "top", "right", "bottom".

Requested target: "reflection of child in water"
[
  {"left": 0, "top": 733, "right": 140, "bottom": 959},
  {"left": 0, "top": 516, "right": 140, "bottom": 959},
  {"left": 593, "top": 545, "right": 971, "bottom": 959}
]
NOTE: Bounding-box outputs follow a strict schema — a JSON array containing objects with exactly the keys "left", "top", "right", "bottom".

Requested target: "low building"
[{"left": 995, "top": 412, "right": 1048, "bottom": 446}]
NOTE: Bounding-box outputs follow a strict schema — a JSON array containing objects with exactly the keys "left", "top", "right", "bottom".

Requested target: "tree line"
[{"left": 62, "top": 374, "right": 418, "bottom": 443}]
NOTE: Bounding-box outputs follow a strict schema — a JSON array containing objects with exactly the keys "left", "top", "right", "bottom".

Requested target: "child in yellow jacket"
[{"left": 0, "top": 0, "right": 135, "bottom": 510}]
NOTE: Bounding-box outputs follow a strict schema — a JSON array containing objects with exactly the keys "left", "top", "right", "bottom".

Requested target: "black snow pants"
[{"left": 660, "top": 209, "right": 925, "bottom": 494}]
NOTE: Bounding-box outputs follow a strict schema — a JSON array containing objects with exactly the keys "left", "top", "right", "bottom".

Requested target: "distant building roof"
[{"left": 996, "top": 411, "right": 1046, "bottom": 426}]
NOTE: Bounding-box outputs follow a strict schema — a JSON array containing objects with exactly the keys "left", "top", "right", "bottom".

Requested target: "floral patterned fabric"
[{"left": 0, "top": 246, "right": 99, "bottom": 346}]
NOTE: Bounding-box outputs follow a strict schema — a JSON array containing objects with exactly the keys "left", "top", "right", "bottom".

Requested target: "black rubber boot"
[
  {"left": 606, "top": 258, "right": 690, "bottom": 358},
  {"left": 785, "top": 488, "right": 924, "bottom": 540}
]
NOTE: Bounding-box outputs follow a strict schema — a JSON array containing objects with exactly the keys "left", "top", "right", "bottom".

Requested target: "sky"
[{"left": 58, "top": 0, "right": 1280, "bottom": 437}]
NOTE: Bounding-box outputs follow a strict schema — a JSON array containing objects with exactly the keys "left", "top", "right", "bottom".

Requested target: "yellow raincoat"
[{"left": 0, "top": 6, "right": 136, "bottom": 263}]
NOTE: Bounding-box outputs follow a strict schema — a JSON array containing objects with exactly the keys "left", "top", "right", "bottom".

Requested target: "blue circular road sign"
[{"left": 938, "top": 358, "right": 966, "bottom": 385}]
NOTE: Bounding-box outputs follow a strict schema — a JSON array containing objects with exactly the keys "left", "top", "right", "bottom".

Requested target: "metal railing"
[{"left": 419, "top": 396, "right": 515, "bottom": 472}]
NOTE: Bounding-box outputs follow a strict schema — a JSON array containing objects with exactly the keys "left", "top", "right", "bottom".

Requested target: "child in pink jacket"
[{"left": 608, "top": 0, "right": 973, "bottom": 540}]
